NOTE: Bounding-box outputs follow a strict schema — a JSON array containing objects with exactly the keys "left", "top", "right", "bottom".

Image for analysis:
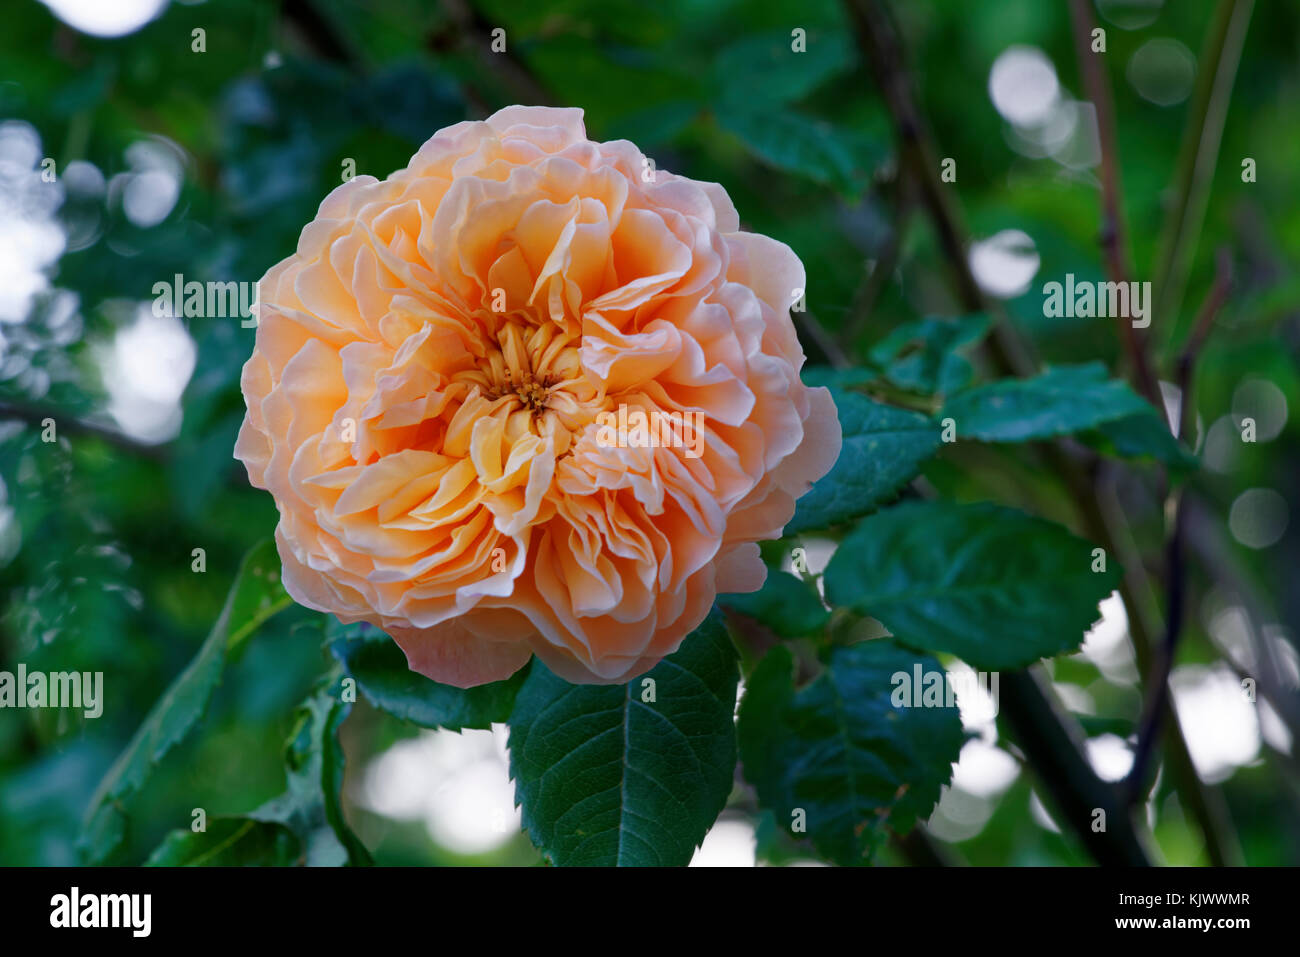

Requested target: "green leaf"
[
  {"left": 823, "top": 501, "right": 1121, "bottom": 670},
  {"left": 1083, "top": 410, "right": 1199, "bottom": 471},
  {"left": 738, "top": 642, "right": 964, "bottom": 865},
  {"left": 78, "top": 539, "right": 292, "bottom": 864},
  {"left": 507, "top": 609, "right": 739, "bottom": 866},
  {"left": 720, "top": 570, "right": 829, "bottom": 639},
  {"left": 787, "top": 390, "right": 941, "bottom": 535},
  {"left": 720, "top": 109, "right": 882, "bottom": 197},
  {"left": 869, "top": 314, "right": 991, "bottom": 394},
  {"left": 250, "top": 669, "right": 372, "bottom": 867},
  {"left": 942, "top": 362, "right": 1152, "bottom": 442},
  {"left": 223, "top": 541, "right": 294, "bottom": 654},
  {"left": 144, "top": 818, "right": 301, "bottom": 866},
  {"left": 605, "top": 101, "right": 700, "bottom": 148},
  {"left": 712, "top": 31, "right": 853, "bottom": 108},
  {"left": 330, "top": 626, "right": 526, "bottom": 731},
  {"left": 753, "top": 808, "right": 814, "bottom": 866}
]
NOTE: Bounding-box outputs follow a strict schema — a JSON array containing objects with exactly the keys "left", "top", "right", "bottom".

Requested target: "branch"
[
  {"left": 1001, "top": 668, "right": 1153, "bottom": 865},
  {"left": 840, "top": 171, "right": 914, "bottom": 348},
  {"left": 840, "top": 0, "right": 1232, "bottom": 866},
  {"left": 797, "top": 310, "right": 853, "bottom": 370},
  {"left": 1125, "top": 251, "right": 1231, "bottom": 806},
  {"left": 1090, "top": 468, "right": 1242, "bottom": 864},
  {"left": 433, "top": 0, "right": 555, "bottom": 110},
  {"left": 1067, "top": 0, "right": 1161, "bottom": 407},
  {"left": 282, "top": 0, "right": 360, "bottom": 65},
  {"left": 1152, "top": 0, "right": 1255, "bottom": 348},
  {"left": 0, "top": 400, "right": 166, "bottom": 460},
  {"left": 840, "top": 0, "right": 1036, "bottom": 379},
  {"left": 1183, "top": 495, "right": 1300, "bottom": 736},
  {"left": 1177, "top": 247, "right": 1234, "bottom": 395}
]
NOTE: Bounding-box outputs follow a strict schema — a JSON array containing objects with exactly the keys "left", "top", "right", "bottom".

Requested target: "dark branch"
[
  {"left": 0, "top": 400, "right": 167, "bottom": 460},
  {"left": 1067, "top": 0, "right": 1161, "bottom": 407},
  {"left": 1001, "top": 668, "right": 1153, "bottom": 865},
  {"left": 1125, "top": 250, "right": 1232, "bottom": 806},
  {"left": 842, "top": 0, "right": 1189, "bottom": 867},
  {"left": 434, "top": 0, "right": 555, "bottom": 110},
  {"left": 841, "top": 171, "right": 914, "bottom": 348}
]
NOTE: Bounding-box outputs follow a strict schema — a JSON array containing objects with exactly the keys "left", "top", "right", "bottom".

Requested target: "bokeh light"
[
  {"left": 1128, "top": 38, "right": 1197, "bottom": 107},
  {"left": 39, "top": 0, "right": 169, "bottom": 38},
  {"left": 1228, "top": 487, "right": 1288, "bottom": 549},
  {"left": 969, "top": 229, "right": 1040, "bottom": 298}
]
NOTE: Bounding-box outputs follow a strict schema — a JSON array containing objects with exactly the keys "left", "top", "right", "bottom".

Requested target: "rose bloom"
[{"left": 235, "top": 106, "right": 840, "bottom": 687}]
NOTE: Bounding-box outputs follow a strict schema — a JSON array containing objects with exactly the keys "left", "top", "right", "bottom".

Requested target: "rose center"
[{"left": 490, "top": 370, "right": 555, "bottom": 413}]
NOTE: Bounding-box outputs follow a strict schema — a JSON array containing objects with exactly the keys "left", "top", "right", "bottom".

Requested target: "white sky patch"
[
  {"left": 928, "top": 783, "right": 996, "bottom": 843},
  {"left": 950, "top": 738, "right": 1020, "bottom": 800},
  {"left": 690, "top": 818, "right": 756, "bottom": 867},
  {"left": 1086, "top": 733, "right": 1134, "bottom": 783},
  {"left": 0, "top": 122, "right": 66, "bottom": 324},
  {"left": 1206, "top": 600, "right": 1256, "bottom": 671},
  {"left": 359, "top": 725, "right": 520, "bottom": 856},
  {"left": 1171, "top": 664, "right": 1260, "bottom": 782},
  {"left": 969, "top": 229, "right": 1040, "bottom": 299},
  {"left": 100, "top": 305, "right": 196, "bottom": 443},
  {"left": 781, "top": 536, "right": 836, "bottom": 577},
  {"left": 948, "top": 660, "right": 999, "bottom": 735},
  {"left": 1258, "top": 700, "right": 1293, "bottom": 756},
  {"left": 1079, "top": 591, "right": 1138, "bottom": 684},
  {"left": 40, "top": 0, "right": 168, "bottom": 37},
  {"left": 0, "top": 475, "right": 19, "bottom": 565}
]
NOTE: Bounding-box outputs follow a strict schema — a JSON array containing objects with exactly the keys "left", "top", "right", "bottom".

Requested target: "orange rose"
[{"left": 235, "top": 106, "right": 840, "bottom": 686}]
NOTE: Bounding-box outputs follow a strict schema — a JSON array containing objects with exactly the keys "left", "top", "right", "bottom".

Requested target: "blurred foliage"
[{"left": 1, "top": 0, "right": 1298, "bottom": 867}]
